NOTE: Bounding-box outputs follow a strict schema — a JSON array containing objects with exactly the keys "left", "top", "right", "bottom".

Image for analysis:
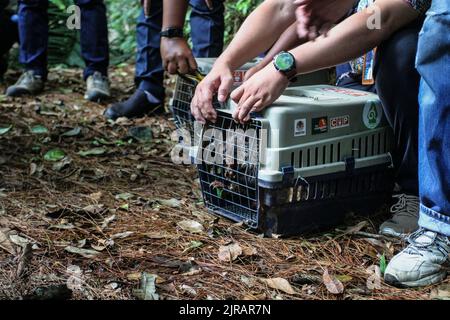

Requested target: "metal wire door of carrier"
[
  {"left": 197, "top": 111, "right": 262, "bottom": 228},
  {"left": 171, "top": 75, "right": 221, "bottom": 145}
]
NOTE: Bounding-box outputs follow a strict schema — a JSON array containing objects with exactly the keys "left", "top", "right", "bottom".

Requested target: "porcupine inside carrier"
[
  {"left": 196, "top": 85, "right": 396, "bottom": 236},
  {"left": 169, "top": 58, "right": 331, "bottom": 151}
]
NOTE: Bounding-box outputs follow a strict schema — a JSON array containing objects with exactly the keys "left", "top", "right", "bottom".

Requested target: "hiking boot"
[
  {"left": 384, "top": 228, "right": 449, "bottom": 287},
  {"left": 85, "top": 71, "right": 110, "bottom": 102},
  {"left": 6, "top": 70, "right": 44, "bottom": 97},
  {"left": 103, "top": 89, "right": 163, "bottom": 121},
  {"left": 379, "top": 194, "right": 419, "bottom": 238}
]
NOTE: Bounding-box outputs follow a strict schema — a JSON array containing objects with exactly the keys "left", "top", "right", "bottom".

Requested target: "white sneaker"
[
  {"left": 384, "top": 228, "right": 450, "bottom": 287},
  {"left": 379, "top": 194, "right": 419, "bottom": 238}
]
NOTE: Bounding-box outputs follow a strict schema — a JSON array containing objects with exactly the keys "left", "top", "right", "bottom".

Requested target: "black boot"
[{"left": 104, "top": 90, "right": 163, "bottom": 120}]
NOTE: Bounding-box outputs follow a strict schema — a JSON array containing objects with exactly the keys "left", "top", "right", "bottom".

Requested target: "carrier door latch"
[
  {"left": 281, "top": 166, "right": 295, "bottom": 185},
  {"left": 344, "top": 156, "right": 356, "bottom": 174}
]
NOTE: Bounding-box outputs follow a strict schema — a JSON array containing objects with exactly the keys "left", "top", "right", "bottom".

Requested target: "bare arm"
[
  {"left": 291, "top": 0, "right": 419, "bottom": 74},
  {"left": 191, "top": 0, "right": 297, "bottom": 123},
  {"left": 244, "top": 23, "right": 305, "bottom": 81},
  {"left": 231, "top": 0, "right": 421, "bottom": 123}
]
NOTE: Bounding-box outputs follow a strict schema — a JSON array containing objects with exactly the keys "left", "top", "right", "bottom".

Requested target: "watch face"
[{"left": 275, "top": 52, "right": 295, "bottom": 72}]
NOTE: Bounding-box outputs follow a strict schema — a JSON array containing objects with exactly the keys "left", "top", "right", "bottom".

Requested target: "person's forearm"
[
  {"left": 291, "top": 0, "right": 418, "bottom": 74},
  {"left": 216, "top": 0, "right": 297, "bottom": 70},
  {"left": 162, "top": 0, "right": 189, "bottom": 29},
  {"left": 261, "top": 23, "right": 305, "bottom": 66}
]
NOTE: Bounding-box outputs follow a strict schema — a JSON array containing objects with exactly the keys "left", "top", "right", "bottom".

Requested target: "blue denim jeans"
[
  {"left": 135, "top": 0, "right": 224, "bottom": 104},
  {"left": 17, "top": 0, "right": 109, "bottom": 80},
  {"left": 416, "top": 0, "right": 450, "bottom": 236}
]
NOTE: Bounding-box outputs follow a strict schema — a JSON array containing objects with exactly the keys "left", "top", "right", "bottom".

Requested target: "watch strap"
[{"left": 160, "top": 27, "right": 184, "bottom": 38}]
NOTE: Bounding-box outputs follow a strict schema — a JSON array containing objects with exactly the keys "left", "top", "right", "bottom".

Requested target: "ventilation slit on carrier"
[
  {"left": 291, "top": 152, "right": 295, "bottom": 166},
  {"left": 337, "top": 143, "right": 341, "bottom": 162},
  {"left": 352, "top": 139, "right": 355, "bottom": 157},
  {"left": 299, "top": 150, "right": 303, "bottom": 168},
  {"left": 364, "top": 136, "right": 369, "bottom": 157},
  {"left": 322, "top": 146, "right": 327, "bottom": 165},
  {"left": 314, "top": 147, "right": 319, "bottom": 166},
  {"left": 371, "top": 134, "right": 375, "bottom": 156},
  {"left": 307, "top": 149, "right": 311, "bottom": 167},
  {"left": 330, "top": 144, "right": 334, "bottom": 163},
  {"left": 358, "top": 138, "right": 362, "bottom": 158},
  {"left": 377, "top": 132, "right": 382, "bottom": 155}
]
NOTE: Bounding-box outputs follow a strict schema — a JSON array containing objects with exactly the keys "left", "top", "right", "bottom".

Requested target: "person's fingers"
[
  {"left": 230, "top": 86, "right": 244, "bottom": 104},
  {"left": 319, "top": 22, "right": 333, "bottom": 37},
  {"left": 188, "top": 54, "right": 198, "bottom": 72},
  {"left": 243, "top": 100, "right": 264, "bottom": 123},
  {"left": 308, "top": 24, "right": 320, "bottom": 41},
  {"left": 177, "top": 58, "right": 189, "bottom": 75},
  {"left": 167, "top": 61, "right": 178, "bottom": 75},
  {"left": 191, "top": 95, "right": 206, "bottom": 124},
  {"left": 205, "top": 0, "right": 213, "bottom": 10},
  {"left": 199, "top": 87, "right": 217, "bottom": 123},
  {"left": 237, "top": 95, "right": 260, "bottom": 123},
  {"left": 244, "top": 67, "right": 260, "bottom": 82},
  {"left": 217, "top": 74, "right": 234, "bottom": 102}
]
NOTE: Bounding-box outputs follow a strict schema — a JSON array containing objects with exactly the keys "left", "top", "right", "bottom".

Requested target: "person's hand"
[
  {"left": 205, "top": 0, "right": 213, "bottom": 10},
  {"left": 191, "top": 63, "right": 234, "bottom": 124},
  {"left": 243, "top": 61, "right": 266, "bottom": 82},
  {"left": 231, "top": 64, "right": 289, "bottom": 124},
  {"left": 294, "top": 0, "right": 356, "bottom": 40},
  {"left": 161, "top": 37, "right": 197, "bottom": 75}
]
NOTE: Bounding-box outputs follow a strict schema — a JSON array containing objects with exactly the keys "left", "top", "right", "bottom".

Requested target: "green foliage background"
[{"left": 42, "top": 0, "right": 263, "bottom": 67}]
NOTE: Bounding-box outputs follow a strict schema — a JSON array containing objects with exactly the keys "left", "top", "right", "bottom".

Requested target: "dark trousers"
[
  {"left": 0, "top": 7, "right": 18, "bottom": 76},
  {"left": 17, "top": 0, "right": 109, "bottom": 80},
  {"left": 0, "top": 9, "right": 18, "bottom": 57},
  {"left": 336, "top": 20, "right": 422, "bottom": 195},
  {"left": 135, "top": 0, "right": 224, "bottom": 103}
]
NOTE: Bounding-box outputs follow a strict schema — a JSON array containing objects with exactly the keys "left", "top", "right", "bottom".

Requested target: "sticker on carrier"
[
  {"left": 312, "top": 117, "right": 328, "bottom": 135},
  {"left": 294, "top": 119, "right": 307, "bottom": 137},
  {"left": 330, "top": 115, "right": 350, "bottom": 130}
]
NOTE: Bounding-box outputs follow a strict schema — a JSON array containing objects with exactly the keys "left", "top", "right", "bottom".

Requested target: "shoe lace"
[
  {"left": 390, "top": 194, "right": 419, "bottom": 218},
  {"left": 17, "top": 71, "right": 38, "bottom": 85},
  {"left": 405, "top": 228, "right": 450, "bottom": 257},
  {"left": 91, "top": 72, "right": 107, "bottom": 89}
]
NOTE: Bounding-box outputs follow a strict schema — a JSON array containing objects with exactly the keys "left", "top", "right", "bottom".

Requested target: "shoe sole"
[
  {"left": 85, "top": 90, "right": 110, "bottom": 102},
  {"left": 384, "top": 271, "right": 447, "bottom": 288},
  {"left": 6, "top": 87, "right": 41, "bottom": 97}
]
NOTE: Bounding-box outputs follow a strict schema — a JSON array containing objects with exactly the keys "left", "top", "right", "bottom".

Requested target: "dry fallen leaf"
[
  {"left": 65, "top": 246, "right": 101, "bottom": 259},
  {"left": 262, "top": 277, "right": 296, "bottom": 295},
  {"left": 430, "top": 284, "right": 450, "bottom": 300},
  {"left": 0, "top": 228, "right": 16, "bottom": 255},
  {"left": 218, "top": 243, "right": 243, "bottom": 262},
  {"left": 323, "top": 269, "right": 344, "bottom": 294},
  {"left": 177, "top": 220, "right": 204, "bottom": 234}
]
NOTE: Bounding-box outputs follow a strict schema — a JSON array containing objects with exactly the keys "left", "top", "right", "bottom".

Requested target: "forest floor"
[{"left": 0, "top": 66, "right": 448, "bottom": 300}]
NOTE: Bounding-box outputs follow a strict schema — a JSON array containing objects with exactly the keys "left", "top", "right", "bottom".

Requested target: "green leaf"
[
  {"left": 128, "top": 126, "right": 153, "bottom": 143},
  {"left": 115, "top": 193, "right": 133, "bottom": 201},
  {"left": 379, "top": 254, "right": 387, "bottom": 274},
  {"left": 31, "top": 125, "right": 49, "bottom": 134},
  {"left": 119, "top": 203, "right": 129, "bottom": 211},
  {"left": 78, "top": 147, "right": 106, "bottom": 157},
  {"left": 61, "top": 127, "right": 81, "bottom": 137},
  {"left": 183, "top": 241, "right": 203, "bottom": 253},
  {"left": 44, "top": 149, "right": 66, "bottom": 162},
  {"left": 0, "top": 126, "right": 12, "bottom": 135}
]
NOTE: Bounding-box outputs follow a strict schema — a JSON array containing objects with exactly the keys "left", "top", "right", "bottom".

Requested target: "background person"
[
  {"left": 5, "top": 0, "right": 110, "bottom": 102},
  {"left": 103, "top": 0, "right": 224, "bottom": 120}
]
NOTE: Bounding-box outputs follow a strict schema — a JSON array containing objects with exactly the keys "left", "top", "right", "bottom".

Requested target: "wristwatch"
[
  {"left": 160, "top": 27, "right": 184, "bottom": 39},
  {"left": 273, "top": 51, "right": 297, "bottom": 81}
]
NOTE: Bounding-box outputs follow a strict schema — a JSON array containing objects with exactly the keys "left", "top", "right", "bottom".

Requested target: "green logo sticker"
[{"left": 363, "top": 100, "right": 382, "bottom": 129}]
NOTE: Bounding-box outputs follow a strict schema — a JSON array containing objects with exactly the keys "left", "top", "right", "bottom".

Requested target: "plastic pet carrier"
[
  {"left": 169, "top": 58, "right": 330, "bottom": 147},
  {"left": 195, "top": 85, "right": 395, "bottom": 236}
]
